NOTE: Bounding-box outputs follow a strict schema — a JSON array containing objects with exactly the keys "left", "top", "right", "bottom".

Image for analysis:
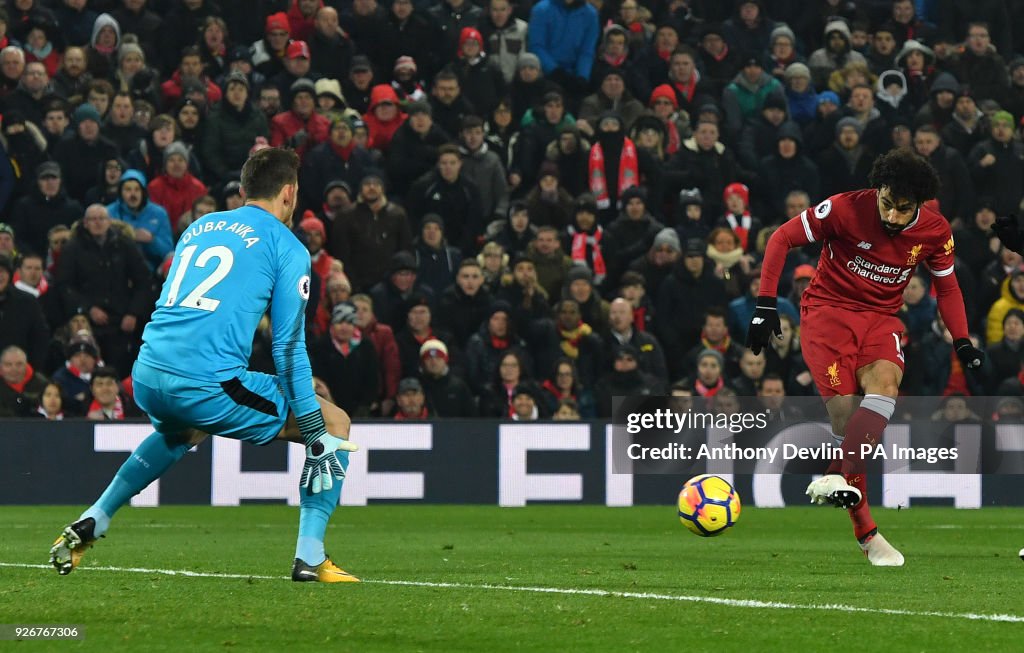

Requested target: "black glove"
[
  {"left": 288, "top": 129, "right": 309, "bottom": 149},
  {"left": 954, "top": 338, "right": 985, "bottom": 370},
  {"left": 746, "top": 296, "right": 781, "bottom": 355},
  {"left": 992, "top": 214, "right": 1024, "bottom": 254}
]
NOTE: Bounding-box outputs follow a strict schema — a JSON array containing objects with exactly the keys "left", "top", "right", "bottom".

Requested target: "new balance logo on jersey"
[{"left": 857, "top": 241, "right": 872, "bottom": 249}]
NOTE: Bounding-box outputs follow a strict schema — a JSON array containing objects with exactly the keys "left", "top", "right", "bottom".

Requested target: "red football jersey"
[{"left": 794, "top": 189, "right": 955, "bottom": 314}]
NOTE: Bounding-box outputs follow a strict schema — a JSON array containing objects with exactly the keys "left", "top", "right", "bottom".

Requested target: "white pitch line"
[{"left": 1, "top": 562, "right": 1022, "bottom": 624}]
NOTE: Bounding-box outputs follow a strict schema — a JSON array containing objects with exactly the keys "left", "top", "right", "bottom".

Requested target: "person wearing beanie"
[
  {"left": 269, "top": 77, "right": 331, "bottom": 160},
  {"left": 759, "top": 121, "right": 821, "bottom": 217},
  {"left": 8, "top": 162, "right": 83, "bottom": 260},
  {"left": 52, "top": 100, "right": 120, "bottom": 202},
  {"left": 607, "top": 185, "right": 665, "bottom": 274},
  {"left": 365, "top": 250, "right": 436, "bottom": 332},
  {"left": 454, "top": 26, "right": 506, "bottom": 118},
  {"left": 766, "top": 24, "right": 800, "bottom": 80},
  {"left": 722, "top": 49, "right": 786, "bottom": 141},
  {"left": 938, "top": 88, "right": 985, "bottom": 158},
  {"left": 816, "top": 114, "right": 873, "bottom": 196},
  {"left": 200, "top": 66, "right": 270, "bottom": 185},
  {"left": 984, "top": 308, "right": 1024, "bottom": 393},
  {"left": 969, "top": 109, "right": 1024, "bottom": 219},
  {"left": 392, "top": 292, "right": 457, "bottom": 378},
  {"left": 309, "top": 298, "right": 381, "bottom": 418},
  {"left": 299, "top": 111, "right": 375, "bottom": 210},
  {"left": 807, "top": 19, "right": 867, "bottom": 93},
  {"left": 782, "top": 62, "right": 818, "bottom": 127},
  {"left": 419, "top": 335, "right": 477, "bottom": 417},
  {"left": 648, "top": 83, "right": 689, "bottom": 156},
  {"left": 390, "top": 56, "right": 427, "bottom": 106},
  {"left": 251, "top": 12, "right": 292, "bottom": 79},
  {"left": 578, "top": 68, "right": 646, "bottom": 135},
  {"left": 593, "top": 340, "right": 664, "bottom": 416},
  {"left": 588, "top": 111, "right": 645, "bottom": 218},
  {"left": 736, "top": 91, "right": 791, "bottom": 170},
  {"left": 147, "top": 141, "right": 208, "bottom": 232},
  {"left": 525, "top": 159, "right": 574, "bottom": 230},
  {"left": 384, "top": 97, "right": 450, "bottom": 198}
]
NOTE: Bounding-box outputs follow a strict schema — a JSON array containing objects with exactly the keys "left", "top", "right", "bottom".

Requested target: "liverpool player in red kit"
[{"left": 747, "top": 149, "right": 985, "bottom": 566}]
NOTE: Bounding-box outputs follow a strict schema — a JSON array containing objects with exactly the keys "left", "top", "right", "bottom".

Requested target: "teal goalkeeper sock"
[
  {"left": 81, "top": 432, "right": 192, "bottom": 538},
  {"left": 295, "top": 450, "right": 348, "bottom": 566}
]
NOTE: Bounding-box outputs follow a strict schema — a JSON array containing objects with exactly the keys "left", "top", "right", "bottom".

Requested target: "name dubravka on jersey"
[{"left": 180, "top": 219, "right": 261, "bottom": 249}]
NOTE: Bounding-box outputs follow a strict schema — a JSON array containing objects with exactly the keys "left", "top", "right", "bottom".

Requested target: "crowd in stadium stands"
[{"left": 3, "top": 0, "right": 1024, "bottom": 422}]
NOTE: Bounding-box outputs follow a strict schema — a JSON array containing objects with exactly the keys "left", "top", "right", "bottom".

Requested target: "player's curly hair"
[{"left": 868, "top": 148, "right": 940, "bottom": 204}]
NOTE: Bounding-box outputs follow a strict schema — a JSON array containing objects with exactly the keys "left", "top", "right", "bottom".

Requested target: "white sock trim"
[{"left": 861, "top": 394, "right": 896, "bottom": 421}]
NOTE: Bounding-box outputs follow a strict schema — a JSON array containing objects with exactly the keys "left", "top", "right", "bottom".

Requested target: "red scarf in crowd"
[
  {"left": 569, "top": 227, "right": 606, "bottom": 284},
  {"left": 724, "top": 212, "right": 753, "bottom": 251},
  {"left": 663, "top": 118, "right": 681, "bottom": 155},
  {"left": 694, "top": 377, "right": 724, "bottom": 397},
  {"left": 672, "top": 70, "right": 700, "bottom": 103},
  {"left": 632, "top": 306, "right": 647, "bottom": 332},
  {"left": 491, "top": 335, "right": 510, "bottom": 350},
  {"left": 330, "top": 140, "right": 355, "bottom": 161},
  {"left": 88, "top": 396, "right": 125, "bottom": 420},
  {"left": 589, "top": 138, "right": 639, "bottom": 209},
  {"left": 603, "top": 52, "right": 626, "bottom": 67},
  {"left": 5, "top": 363, "right": 33, "bottom": 393}
]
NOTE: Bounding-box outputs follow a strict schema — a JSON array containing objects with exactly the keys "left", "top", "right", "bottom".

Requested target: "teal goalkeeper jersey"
[{"left": 137, "top": 204, "right": 319, "bottom": 418}]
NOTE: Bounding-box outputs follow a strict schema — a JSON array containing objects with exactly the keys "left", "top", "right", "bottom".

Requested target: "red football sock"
[
  {"left": 826, "top": 405, "right": 890, "bottom": 476},
  {"left": 844, "top": 472, "right": 877, "bottom": 541}
]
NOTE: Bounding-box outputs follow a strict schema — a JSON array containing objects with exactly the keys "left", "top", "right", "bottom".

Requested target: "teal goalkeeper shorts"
[{"left": 132, "top": 361, "right": 289, "bottom": 445}]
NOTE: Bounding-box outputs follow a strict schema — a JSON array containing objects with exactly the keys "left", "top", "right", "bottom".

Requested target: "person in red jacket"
[
  {"left": 159, "top": 45, "right": 223, "bottom": 112},
  {"left": 270, "top": 77, "right": 330, "bottom": 159},
  {"left": 353, "top": 292, "right": 401, "bottom": 416},
  {"left": 147, "top": 141, "right": 208, "bottom": 232},
  {"left": 362, "top": 84, "right": 406, "bottom": 154}
]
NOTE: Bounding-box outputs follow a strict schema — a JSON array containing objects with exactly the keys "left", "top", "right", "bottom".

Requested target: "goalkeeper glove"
[
  {"left": 954, "top": 338, "right": 984, "bottom": 370},
  {"left": 992, "top": 215, "right": 1024, "bottom": 254},
  {"left": 746, "top": 296, "right": 781, "bottom": 355},
  {"left": 300, "top": 432, "right": 359, "bottom": 494}
]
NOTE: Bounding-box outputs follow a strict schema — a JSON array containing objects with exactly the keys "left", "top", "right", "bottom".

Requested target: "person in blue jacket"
[
  {"left": 105, "top": 168, "right": 174, "bottom": 271},
  {"left": 527, "top": 0, "right": 599, "bottom": 95}
]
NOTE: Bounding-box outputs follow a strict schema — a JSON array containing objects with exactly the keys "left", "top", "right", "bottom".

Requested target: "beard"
[{"left": 881, "top": 220, "right": 907, "bottom": 236}]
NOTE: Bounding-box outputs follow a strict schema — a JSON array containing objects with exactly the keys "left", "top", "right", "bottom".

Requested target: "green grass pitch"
[{"left": 1, "top": 505, "right": 1022, "bottom": 652}]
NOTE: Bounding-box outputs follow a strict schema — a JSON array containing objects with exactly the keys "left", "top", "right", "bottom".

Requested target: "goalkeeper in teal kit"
[{"left": 50, "top": 148, "right": 360, "bottom": 583}]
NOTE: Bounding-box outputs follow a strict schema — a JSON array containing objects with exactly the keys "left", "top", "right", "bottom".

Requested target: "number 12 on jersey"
[{"left": 165, "top": 244, "right": 235, "bottom": 312}]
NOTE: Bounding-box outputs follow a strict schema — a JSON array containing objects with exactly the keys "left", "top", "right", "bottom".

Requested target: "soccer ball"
[{"left": 677, "top": 474, "right": 741, "bottom": 537}]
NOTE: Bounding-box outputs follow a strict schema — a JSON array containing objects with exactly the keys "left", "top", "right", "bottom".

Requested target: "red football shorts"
[{"left": 799, "top": 304, "right": 906, "bottom": 399}]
